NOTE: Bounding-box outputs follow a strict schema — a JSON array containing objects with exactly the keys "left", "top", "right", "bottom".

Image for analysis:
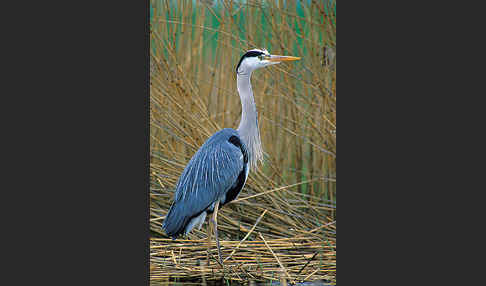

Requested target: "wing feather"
[{"left": 163, "top": 129, "right": 244, "bottom": 238}]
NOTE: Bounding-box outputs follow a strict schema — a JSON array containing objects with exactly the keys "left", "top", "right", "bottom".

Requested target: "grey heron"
[{"left": 162, "top": 48, "right": 300, "bottom": 265}]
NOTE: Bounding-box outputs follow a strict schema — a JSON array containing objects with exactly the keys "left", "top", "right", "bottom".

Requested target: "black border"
[
  {"left": 3, "top": 1, "right": 149, "bottom": 284},
  {"left": 339, "top": 1, "right": 482, "bottom": 285}
]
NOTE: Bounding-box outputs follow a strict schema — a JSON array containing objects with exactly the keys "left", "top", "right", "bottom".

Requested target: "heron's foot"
[{"left": 214, "top": 228, "right": 223, "bottom": 266}]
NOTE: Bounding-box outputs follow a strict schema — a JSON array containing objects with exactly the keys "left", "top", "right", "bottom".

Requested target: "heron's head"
[{"left": 236, "top": 48, "right": 300, "bottom": 75}]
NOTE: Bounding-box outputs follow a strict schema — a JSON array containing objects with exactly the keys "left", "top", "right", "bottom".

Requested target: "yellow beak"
[{"left": 267, "top": 55, "right": 301, "bottom": 62}]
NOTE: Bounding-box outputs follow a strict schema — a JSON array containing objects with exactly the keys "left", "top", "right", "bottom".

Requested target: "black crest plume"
[{"left": 235, "top": 50, "right": 265, "bottom": 74}]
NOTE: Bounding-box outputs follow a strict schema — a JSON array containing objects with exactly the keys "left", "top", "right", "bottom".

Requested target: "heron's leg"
[
  {"left": 211, "top": 200, "right": 223, "bottom": 265},
  {"left": 206, "top": 219, "right": 212, "bottom": 266}
]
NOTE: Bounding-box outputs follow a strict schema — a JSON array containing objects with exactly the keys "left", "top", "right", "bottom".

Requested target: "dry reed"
[{"left": 150, "top": 0, "right": 336, "bottom": 284}]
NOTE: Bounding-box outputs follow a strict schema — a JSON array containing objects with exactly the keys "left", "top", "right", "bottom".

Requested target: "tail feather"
[
  {"left": 163, "top": 202, "right": 209, "bottom": 239},
  {"left": 162, "top": 203, "right": 187, "bottom": 239}
]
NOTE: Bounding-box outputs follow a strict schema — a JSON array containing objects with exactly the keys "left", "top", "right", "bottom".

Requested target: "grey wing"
[{"left": 162, "top": 136, "right": 244, "bottom": 238}]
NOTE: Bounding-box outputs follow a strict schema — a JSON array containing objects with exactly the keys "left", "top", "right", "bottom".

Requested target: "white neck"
[{"left": 236, "top": 72, "right": 263, "bottom": 169}]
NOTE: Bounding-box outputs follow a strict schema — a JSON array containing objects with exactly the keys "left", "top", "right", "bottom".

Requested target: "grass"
[{"left": 150, "top": 0, "right": 336, "bottom": 284}]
